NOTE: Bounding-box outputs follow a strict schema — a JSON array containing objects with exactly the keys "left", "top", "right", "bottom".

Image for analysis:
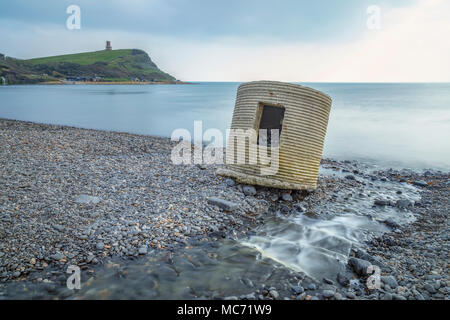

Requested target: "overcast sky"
[{"left": 1, "top": 0, "right": 449, "bottom": 82}]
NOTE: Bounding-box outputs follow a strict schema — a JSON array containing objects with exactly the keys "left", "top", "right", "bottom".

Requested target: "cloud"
[{"left": 0, "top": 0, "right": 448, "bottom": 81}]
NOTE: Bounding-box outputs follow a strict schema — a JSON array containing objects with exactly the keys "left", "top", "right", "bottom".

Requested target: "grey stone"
[
  {"left": 424, "top": 283, "right": 437, "bottom": 294},
  {"left": 50, "top": 253, "right": 64, "bottom": 261},
  {"left": 96, "top": 242, "right": 105, "bottom": 250},
  {"left": 290, "top": 285, "right": 304, "bottom": 295},
  {"left": 307, "top": 283, "right": 316, "bottom": 290},
  {"left": 207, "top": 197, "right": 239, "bottom": 212},
  {"left": 281, "top": 193, "right": 293, "bottom": 201},
  {"left": 337, "top": 272, "right": 352, "bottom": 287},
  {"left": 138, "top": 246, "right": 148, "bottom": 255},
  {"left": 269, "top": 290, "right": 279, "bottom": 299},
  {"left": 322, "top": 290, "right": 335, "bottom": 298},
  {"left": 243, "top": 185, "right": 257, "bottom": 196},
  {"left": 225, "top": 178, "right": 235, "bottom": 187},
  {"left": 374, "top": 199, "right": 389, "bottom": 206},
  {"left": 381, "top": 275, "right": 398, "bottom": 289},
  {"left": 346, "top": 292, "right": 356, "bottom": 299},
  {"left": 52, "top": 224, "right": 65, "bottom": 232},
  {"left": 413, "top": 180, "right": 428, "bottom": 187},
  {"left": 396, "top": 200, "right": 414, "bottom": 210},
  {"left": 348, "top": 257, "right": 372, "bottom": 276},
  {"left": 383, "top": 218, "right": 400, "bottom": 229},
  {"left": 383, "top": 293, "right": 393, "bottom": 300}
]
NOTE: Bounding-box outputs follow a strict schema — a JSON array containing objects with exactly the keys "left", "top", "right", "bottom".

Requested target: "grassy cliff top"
[{"left": 1, "top": 49, "right": 176, "bottom": 84}]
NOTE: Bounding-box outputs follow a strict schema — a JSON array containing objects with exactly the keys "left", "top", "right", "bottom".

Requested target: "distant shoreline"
[{"left": 37, "top": 80, "right": 190, "bottom": 85}]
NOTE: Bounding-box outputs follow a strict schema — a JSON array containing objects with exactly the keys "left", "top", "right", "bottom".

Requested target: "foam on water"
[{"left": 241, "top": 167, "right": 421, "bottom": 281}]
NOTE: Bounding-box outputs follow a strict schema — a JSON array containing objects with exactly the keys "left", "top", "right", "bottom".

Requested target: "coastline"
[
  {"left": 37, "top": 80, "right": 191, "bottom": 85},
  {"left": 0, "top": 118, "right": 448, "bottom": 300}
]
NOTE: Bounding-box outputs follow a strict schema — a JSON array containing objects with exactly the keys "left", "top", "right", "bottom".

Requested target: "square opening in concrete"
[{"left": 257, "top": 104, "right": 285, "bottom": 147}]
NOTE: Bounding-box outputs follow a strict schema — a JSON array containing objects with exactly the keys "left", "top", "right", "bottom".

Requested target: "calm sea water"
[{"left": 0, "top": 82, "right": 449, "bottom": 170}]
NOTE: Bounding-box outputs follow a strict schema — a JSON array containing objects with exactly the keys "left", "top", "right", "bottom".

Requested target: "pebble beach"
[{"left": 0, "top": 118, "right": 448, "bottom": 300}]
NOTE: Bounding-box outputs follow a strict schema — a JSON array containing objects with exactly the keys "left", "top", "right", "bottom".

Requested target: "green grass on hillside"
[{"left": 26, "top": 49, "right": 133, "bottom": 66}]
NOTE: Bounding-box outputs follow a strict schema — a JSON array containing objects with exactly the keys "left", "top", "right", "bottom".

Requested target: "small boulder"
[
  {"left": 207, "top": 197, "right": 239, "bottom": 212},
  {"left": 383, "top": 218, "right": 400, "bottom": 229},
  {"left": 348, "top": 257, "right": 372, "bottom": 276},
  {"left": 413, "top": 180, "right": 428, "bottom": 187},
  {"left": 225, "top": 178, "right": 235, "bottom": 187},
  {"left": 281, "top": 193, "right": 293, "bottom": 201},
  {"left": 381, "top": 275, "right": 398, "bottom": 289},
  {"left": 337, "top": 272, "right": 352, "bottom": 287},
  {"left": 242, "top": 185, "right": 257, "bottom": 196}
]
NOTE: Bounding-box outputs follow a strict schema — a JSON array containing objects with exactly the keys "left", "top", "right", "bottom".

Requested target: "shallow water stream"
[{"left": 0, "top": 164, "right": 421, "bottom": 299}]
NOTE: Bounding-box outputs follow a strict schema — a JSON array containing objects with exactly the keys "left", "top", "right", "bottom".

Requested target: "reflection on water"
[
  {"left": 88, "top": 90, "right": 149, "bottom": 95},
  {"left": 0, "top": 82, "right": 449, "bottom": 170}
]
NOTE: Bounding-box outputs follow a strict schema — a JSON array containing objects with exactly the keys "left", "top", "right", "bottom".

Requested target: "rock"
[
  {"left": 242, "top": 185, "right": 257, "bottom": 196},
  {"left": 269, "top": 290, "right": 279, "bottom": 299},
  {"left": 383, "top": 218, "right": 400, "bottom": 229},
  {"left": 381, "top": 275, "right": 398, "bottom": 289},
  {"left": 50, "top": 253, "right": 64, "bottom": 261},
  {"left": 337, "top": 272, "right": 352, "bottom": 287},
  {"left": 96, "top": 242, "right": 105, "bottom": 250},
  {"left": 345, "top": 175, "right": 356, "bottom": 180},
  {"left": 74, "top": 194, "right": 100, "bottom": 204},
  {"left": 138, "top": 246, "right": 148, "bottom": 255},
  {"left": 281, "top": 193, "right": 293, "bottom": 201},
  {"left": 413, "top": 180, "right": 428, "bottom": 187},
  {"left": 52, "top": 224, "right": 65, "bottom": 232},
  {"left": 346, "top": 292, "right": 356, "bottom": 299},
  {"left": 290, "top": 285, "right": 304, "bottom": 295},
  {"left": 224, "top": 296, "right": 238, "bottom": 300},
  {"left": 323, "top": 278, "right": 334, "bottom": 285},
  {"left": 207, "top": 197, "right": 239, "bottom": 212},
  {"left": 383, "top": 293, "right": 393, "bottom": 300},
  {"left": 396, "top": 200, "right": 414, "bottom": 210},
  {"left": 424, "top": 283, "right": 437, "bottom": 294},
  {"left": 225, "top": 178, "right": 235, "bottom": 187},
  {"left": 270, "top": 194, "right": 279, "bottom": 201},
  {"left": 348, "top": 257, "right": 372, "bottom": 276},
  {"left": 307, "top": 283, "right": 316, "bottom": 290},
  {"left": 243, "top": 293, "right": 256, "bottom": 300},
  {"left": 322, "top": 290, "right": 335, "bottom": 298},
  {"left": 296, "top": 293, "right": 307, "bottom": 300},
  {"left": 374, "top": 199, "right": 389, "bottom": 206}
]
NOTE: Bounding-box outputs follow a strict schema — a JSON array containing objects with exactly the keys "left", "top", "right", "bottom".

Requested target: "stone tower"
[{"left": 105, "top": 41, "right": 112, "bottom": 50}]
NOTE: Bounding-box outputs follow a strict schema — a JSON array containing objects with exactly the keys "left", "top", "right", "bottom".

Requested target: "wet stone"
[
  {"left": 207, "top": 197, "right": 239, "bottom": 212},
  {"left": 242, "top": 185, "right": 257, "bottom": 196}
]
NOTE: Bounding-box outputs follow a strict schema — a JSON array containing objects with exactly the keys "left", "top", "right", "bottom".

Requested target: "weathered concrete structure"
[
  {"left": 217, "top": 81, "right": 332, "bottom": 191},
  {"left": 105, "top": 41, "right": 112, "bottom": 50}
]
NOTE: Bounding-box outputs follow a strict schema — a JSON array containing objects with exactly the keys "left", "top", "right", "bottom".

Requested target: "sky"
[{"left": 0, "top": 0, "right": 449, "bottom": 82}]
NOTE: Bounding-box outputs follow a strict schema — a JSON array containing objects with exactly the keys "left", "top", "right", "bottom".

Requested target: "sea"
[{"left": 1, "top": 82, "right": 449, "bottom": 171}]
